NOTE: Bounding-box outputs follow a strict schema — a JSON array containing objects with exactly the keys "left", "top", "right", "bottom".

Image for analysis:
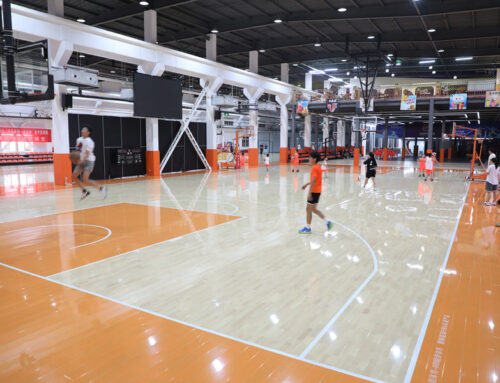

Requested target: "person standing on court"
[
  {"left": 363, "top": 152, "right": 377, "bottom": 190},
  {"left": 72, "top": 126, "right": 107, "bottom": 200},
  {"left": 298, "top": 151, "right": 333, "bottom": 234}
]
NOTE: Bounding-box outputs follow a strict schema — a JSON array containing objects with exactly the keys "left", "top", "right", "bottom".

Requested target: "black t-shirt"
[{"left": 364, "top": 158, "right": 377, "bottom": 172}]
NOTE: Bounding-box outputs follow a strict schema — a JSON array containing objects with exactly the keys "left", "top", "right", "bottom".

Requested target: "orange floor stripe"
[
  {"left": 410, "top": 183, "right": 499, "bottom": 383},
  {"left": 0, "top": 266, "right": 369, "bottom": 383},
  {"left": 0, "top": 203, "right": 239, "bottom": 276}
]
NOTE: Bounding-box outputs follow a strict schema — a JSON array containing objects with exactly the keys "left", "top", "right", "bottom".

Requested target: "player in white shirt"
[
  {"left": 424, "top": 152, "right": 434, "bottom": 182},
  {"left": 72, "top": 126, "right": 107, "bottom": 200},
  {"left": 265, "top": 153, "right": 270, "bottom": 172},
  {"left": 483, "top": 157, "right": 498, "bottom": 206},
  {"left": 488, "top": 149, "right": 496, "bottom": 164}
]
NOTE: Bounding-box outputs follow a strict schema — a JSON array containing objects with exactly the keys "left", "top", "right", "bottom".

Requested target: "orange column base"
[
  {"left": 448, "top": 148, "right": 452, "bottom": 160},
  {"left": 439, "top": 148, "right": 445, "bottom": 163},
  {"left": 248, "top": 148, "right": 259, "bottom": 167},
  {"left": 146, "top": 150, "right": 161, "bottom": 176},
  {"left": 206, "top": 149, "right": 218, "bottom": 171},
  {"left": 53, "top": 153, "right": 72, "bottom": 186},
  {"left": 353, "top": 148, "right": 360, "bottom": 167},
  {"left": 383, "top": 148, "right": 388, "bottom": 161},
  {"left": 280, "top": 147, "right": 288, "bottom": 163},
  {"left": 402, "top": 150, "right": 406, "bottom": 160}
]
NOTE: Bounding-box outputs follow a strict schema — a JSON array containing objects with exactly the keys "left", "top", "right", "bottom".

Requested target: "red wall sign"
[{"left": 0, "top": 127, "right": 52, "bottom": 142}]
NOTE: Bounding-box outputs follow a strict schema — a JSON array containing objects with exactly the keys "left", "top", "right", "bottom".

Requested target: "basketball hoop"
[{"left": 361, "top": 128, "right": 367, "bottom": 141}]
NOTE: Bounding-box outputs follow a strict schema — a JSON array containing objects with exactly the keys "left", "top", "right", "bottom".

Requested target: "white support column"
[
  {"left": 146, "top": 118, "right": 159, "bottom": 151},
  {"left": 281, "top": 63, "right": 289, "bottom": 83},
  {"left": 249, "top": 50, "right": 259, "bottom": 74},
  {"left": 337, "top": 120, "right": 345, "bottom": 147},
  {"left": 206, "top": 33, "right": 217, "bottom": 61},
  {"left": 201, "top": 77, "right": 223, "bottom": 170},
  {"left": 304, "top": 72, "right": 312, "bottom": 151},
  {"left": 323, "top": 117, "right": 329, "bottom": 149},
  {"left": 496, "top": 68, "right": 500, "bottom": 91},
  {"left": 47, "top": 0, "right": 64, "bottom": 17},
  {"left": 144, "top": 10, "right": 157, "bottom": 43},
  {"left": 276, "top": 94, "right": 291, "bottom": 163},
  {"left": 243, "top": 87, "right": 264, "bottom": 166}
]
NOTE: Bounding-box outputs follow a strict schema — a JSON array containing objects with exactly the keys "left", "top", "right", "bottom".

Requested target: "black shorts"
[
  {"left": 485, "top": 182, "right": 498, "bottom": 192},
  {"left": 307, "top": 193, "right": 321, "bottom": 205},
  {"left": 366, "top": 169, "right": 376, "bottom": 179}
]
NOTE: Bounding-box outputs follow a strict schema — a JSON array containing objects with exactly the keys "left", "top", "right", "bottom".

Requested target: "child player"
[
  {"left": 418, "top": 153, "right": 426, "bottom": 177},
  {"left": 265, "top": 153, "right": 270, "bottom": 172},
  {"left": 298, "top": 151, "right": 333, "bottom": 234},
  {"left": 424, "top": 152, "right": 434, "bottom": 182}
]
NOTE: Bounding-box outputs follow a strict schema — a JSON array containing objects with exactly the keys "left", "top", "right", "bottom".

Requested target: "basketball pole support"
[{"left": 160, "top": 86, "right": 210, "bottom": 173}]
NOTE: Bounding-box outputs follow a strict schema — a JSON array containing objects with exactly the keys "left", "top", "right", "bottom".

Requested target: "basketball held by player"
[{"left": 298, "top": 151, "right": 333, "bottom": 234}]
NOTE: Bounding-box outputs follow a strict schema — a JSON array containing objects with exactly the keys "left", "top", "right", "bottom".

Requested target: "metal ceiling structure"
[{"left": 11, "top": 0, "right": 500, "bottom": 84}]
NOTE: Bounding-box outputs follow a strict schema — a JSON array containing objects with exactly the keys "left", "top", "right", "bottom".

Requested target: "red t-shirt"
[{"left": 310, "top": 164, "right": 322, "bottom": 193}]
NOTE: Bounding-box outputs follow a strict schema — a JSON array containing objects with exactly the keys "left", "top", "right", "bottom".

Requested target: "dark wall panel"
[{"left": 103, "top": 117, "right": 121, "bottom": 147}]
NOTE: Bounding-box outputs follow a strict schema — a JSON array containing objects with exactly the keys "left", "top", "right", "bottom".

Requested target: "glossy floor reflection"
[{"left": 0, "top": 162, "right": 496, "bottom": 383}]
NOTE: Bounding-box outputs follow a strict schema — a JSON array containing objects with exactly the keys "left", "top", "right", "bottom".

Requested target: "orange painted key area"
[
  {"left": 0, "top": 203, "right": 239, "bottom": 276},
  {"left": 0, "top": 266, "right": 368, "bottom": 383},
  {"left": 410, "top": 183, "right": 499, "bottom": 383}
]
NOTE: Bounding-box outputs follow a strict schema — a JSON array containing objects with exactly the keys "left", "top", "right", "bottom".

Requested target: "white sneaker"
[{"left": 100, "top": 186, "right": 108, "bottom": 199}]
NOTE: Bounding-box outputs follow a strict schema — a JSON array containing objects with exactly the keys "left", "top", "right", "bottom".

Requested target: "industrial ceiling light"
[
  {"left": 427, "top": 28, "right": 436, "bottom": 33},
  {"left": 429, "top": 66, "right": 433, "bottom": 70},
  {"left": 293, "top": 63, "right": 298, "bottom": 66},
  {"left": 391, "top": 73, "right": 395, "bottom": 77},
  {"left": 314, "top": 42, "right": 321, "bottom": 47},
  {"left": 387, "top": 53, "right": 394, "bottom": 57},
  {"left": 432, "top": 70, "right": 436, "bottom": 74},
  {"left": 259, "top": 49, "right": 265, "bottom": 53},
  {"left": 139, "top": 1, "right": 149, "bottom": 5},
  {"left": 438, "top": 49, "right": 445, "bottom": 53},
  {"left": 274, "top": 17, "right": 283, "bottom": 23},
  {"left": 338, "top": 8, "right": 347, "bottom": 12},
  {"left": 346, "top": 71, "right": 350, "bottom": 75},
  {"left": 385, "top": 69, "right": 389, "bottom": 73},
  {"left": 341, "top": 59, "right": 347, "bottom": 62},
  {"left": 79, "top": 54, "right": 85, "bottom": 58},
  {"left": 367, "top": 35, "right": 375, "bottom": 39},
  {"left": 453, "top": 75, "right": 458, "bottom": 79},
  {"left": 210, "top": 28, "right": 218, "bottom": 33},
  {"left": 419, "top": 59, "right": 435, "bottom": 64},
  {"left": 325, "top": 68, "right": 338, "bottom": 72},
  {"left": 76, "top": 18, "right": 86, "bottom": 23},
  {"left": 110, "top": 70, "right": 116, "bottom": 73},
  {"left": 455, "top": 57, "right": 473, "bottom": 61}
]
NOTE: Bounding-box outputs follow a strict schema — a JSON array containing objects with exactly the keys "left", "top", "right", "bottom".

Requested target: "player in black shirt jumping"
[{"left": 363, "top": 152, "right": 377, "bottom": 190}]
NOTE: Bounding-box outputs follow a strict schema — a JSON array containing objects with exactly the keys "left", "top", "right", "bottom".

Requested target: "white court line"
[
  {"left": 299, "top": 220, "right": 379, "bottom": 358},
  {"left": 402, "top": 183, "right": 470, "bottom": 383},
  {"left": 0, "top": 261, "right": 386, "bottom": 383},
  {"left": 5, "top": 224, "right": 112, "bottom": 250},
  {"left": 48, "top": 217, "right": 247, "bottom": 278}
]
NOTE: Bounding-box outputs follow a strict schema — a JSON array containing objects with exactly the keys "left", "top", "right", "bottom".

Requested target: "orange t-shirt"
[
  {"left": 294, "top": 154, "right": 299, "bottom": 166},
  {"left": 310, "top": 164, "right": 322, "bottom": 193}
]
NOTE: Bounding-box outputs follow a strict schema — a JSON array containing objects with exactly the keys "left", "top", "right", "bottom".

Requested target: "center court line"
[
  {"left": 48, "top": 216, "right": 247, "bottom": 278},
  {"left": 0, "top": 262, "right": 387, "bottom": 383},
  {"left": 299, "top": 220, "right": 379, "bottom": 358},
  {"left": 402, "top": 182, "right": 470, "bottom": 383}
]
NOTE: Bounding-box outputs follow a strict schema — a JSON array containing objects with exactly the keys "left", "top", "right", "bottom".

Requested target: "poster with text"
[
  {"left": 400, "top": 90, "right": 416, "bottom": 111},
  {"left": 296, "top": 100, "right": 309, "bottom": 115},
  {"left": 326, "top": 98, "right": 338, "bottom": 113},
  {"left": 449, "top": 93, "right": 467, "bottom": 110},
  {"left": 485, "top": 91, "right": 500, "bottom": 108}
]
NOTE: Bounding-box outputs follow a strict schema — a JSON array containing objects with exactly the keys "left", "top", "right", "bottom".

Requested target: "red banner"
[{"left": 0, "top": 127, "right": 52, "bottom": 142}]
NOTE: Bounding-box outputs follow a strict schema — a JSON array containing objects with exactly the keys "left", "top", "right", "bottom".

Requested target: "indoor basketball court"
[{"left": 1, "top": 1, "right": 499, "bottom": 383}]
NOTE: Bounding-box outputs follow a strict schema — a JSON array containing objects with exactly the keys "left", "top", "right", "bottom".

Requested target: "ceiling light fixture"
[
  {"left": 76, "top": 18, "right": 86, "bottom": 23},
  {"left": 110, "top": 70, "right": 116, "bottom": 73},
  {"left": 455, "top": 57, "right": 473, "bottom": 61},
  {"left": 325, "top": 68, "right": 338, "bottom": 72},
  {"left": 293, "top": 63, "right": 298, "bottom": 66},
  {"left": 385, "top": 69, "right": 389, "bottom": 73},
  {"left": 453, "top": 75, "right": 458, "bottom": 79},
  {"left": 391, "top": 73, "right": 395, "bottom": 77},
  {"left": 368, "top": 35, "right": 375, "bottom": 39},
  {"left": 429, "top": 66, "right": 433, "bottom": 70},
  {"left": 387, "top": 53, "right": 394, "bottom": 57},
  {"left": 419, "top": 59, "right": 435, "bottom": 64},
  {"left": 346, "top": 71, "right": 350, "bottom": 75},
  {"left": 427, "top": 28, "right": 436, "bottom": 33},
  {"left": 314, "top": 42, "right": 321, "bottom": 47},
  {"left": 338, "top": 8, "right": 347, "bottom": 12},
  {"left": 274, "top": 17, "right": 282, "bottom": 23},
  {"left": 438, "top": 49, "right": 445, "bottom": 53},
  {"left": 139, "top": 1, "right": 149, "bottom": 5},
  {"left": 210, "top": 28, "right": 218, "bottom": 33},
  {"left": 259, "top": 49, "right": 265, "bottom": 53},
  {"left": 432, "top": 70, "right": 436, "bottom": 74},
  {"left": 341, "top": 59, "right": 347, "bottom": 62},
  {"left": 79, "top": 54, "right": 85, "bottom": 58}
]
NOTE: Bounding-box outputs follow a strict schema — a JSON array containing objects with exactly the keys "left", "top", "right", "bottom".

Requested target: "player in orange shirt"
[
  {"left": 418, "top": 154, "right": 426, "bottom": 177},
  {"left": 298, "top": 151, "right": 333, "bottom": 234}
]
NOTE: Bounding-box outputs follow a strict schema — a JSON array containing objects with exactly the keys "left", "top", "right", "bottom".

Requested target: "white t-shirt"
[
  {"left": 76, "top": 137, "right": 96, "bottom": 162},
  {"left": 488, "top": 153, "right": 496, "bottom": 164},
  {"left": 265, "top": 157, "right": 269, "bottom": 165},
  {"left": 425, "top": 157, "right": 434, "bottom": 171},
  {"left": 486, "top": 165, "right": 499, "bottom": 185}
]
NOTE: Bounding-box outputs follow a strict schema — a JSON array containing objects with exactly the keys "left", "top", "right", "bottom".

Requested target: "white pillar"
[
  {"left": 144, "top": 10, "right": 157, "bottom": 43},
  {"left": 206, "top": 33, "right": 217, "bottom": 61},
  {"left": 337, "top": 120, "right": 345, "bottom": 147},
  {"left": 249, "top": 50, "right": 259, "bottom": 74},
  {"left": 206, "top": 95, "right": 217, "bottom": 150},
  {"left": 280, "top": 105, "right": 288, "bottom": 149},
  {"left": 52, "top": 84, "right": 69, "bottom": 154},
  {"left": 281, "top": 63, "right": 289, "bottom": 83},
  {"left": 322, "top": 117, "right": 329, "bottom": 148},
  {"left": 146, "top": 118, "right": 159, "bottom": 151},
  {"left": 47, "top": 0, "right": 64, "bottom": 17},
  {"left": 304, "top": 72, "right": 312, "bottom": 149},
  {"left": 305, "top": 72, "right": 313, "bottom": 91}
]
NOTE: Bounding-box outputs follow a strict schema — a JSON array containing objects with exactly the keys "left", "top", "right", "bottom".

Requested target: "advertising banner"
[
  {"left": 0, "top": 127, "right": 52, "bottom": 142},
  {"left": 326, "top": 98, "right": 338, "bottom": 113},
  {"left": 401, "top": 90, "right": 416, "bottom": 111},
  {"left": 296, "top": 100, "right": 309, "bottom": 115},
  {"left": 449, "top": 93, "right": 467, "bottom": 110},
  {"left": 485, "top": 91, "right": 500, "bottom": 108}
]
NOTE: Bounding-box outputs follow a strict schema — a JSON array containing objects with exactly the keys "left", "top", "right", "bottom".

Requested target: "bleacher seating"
[{"left": 0, "top": 152, "right": 54, "bottom": 166}]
